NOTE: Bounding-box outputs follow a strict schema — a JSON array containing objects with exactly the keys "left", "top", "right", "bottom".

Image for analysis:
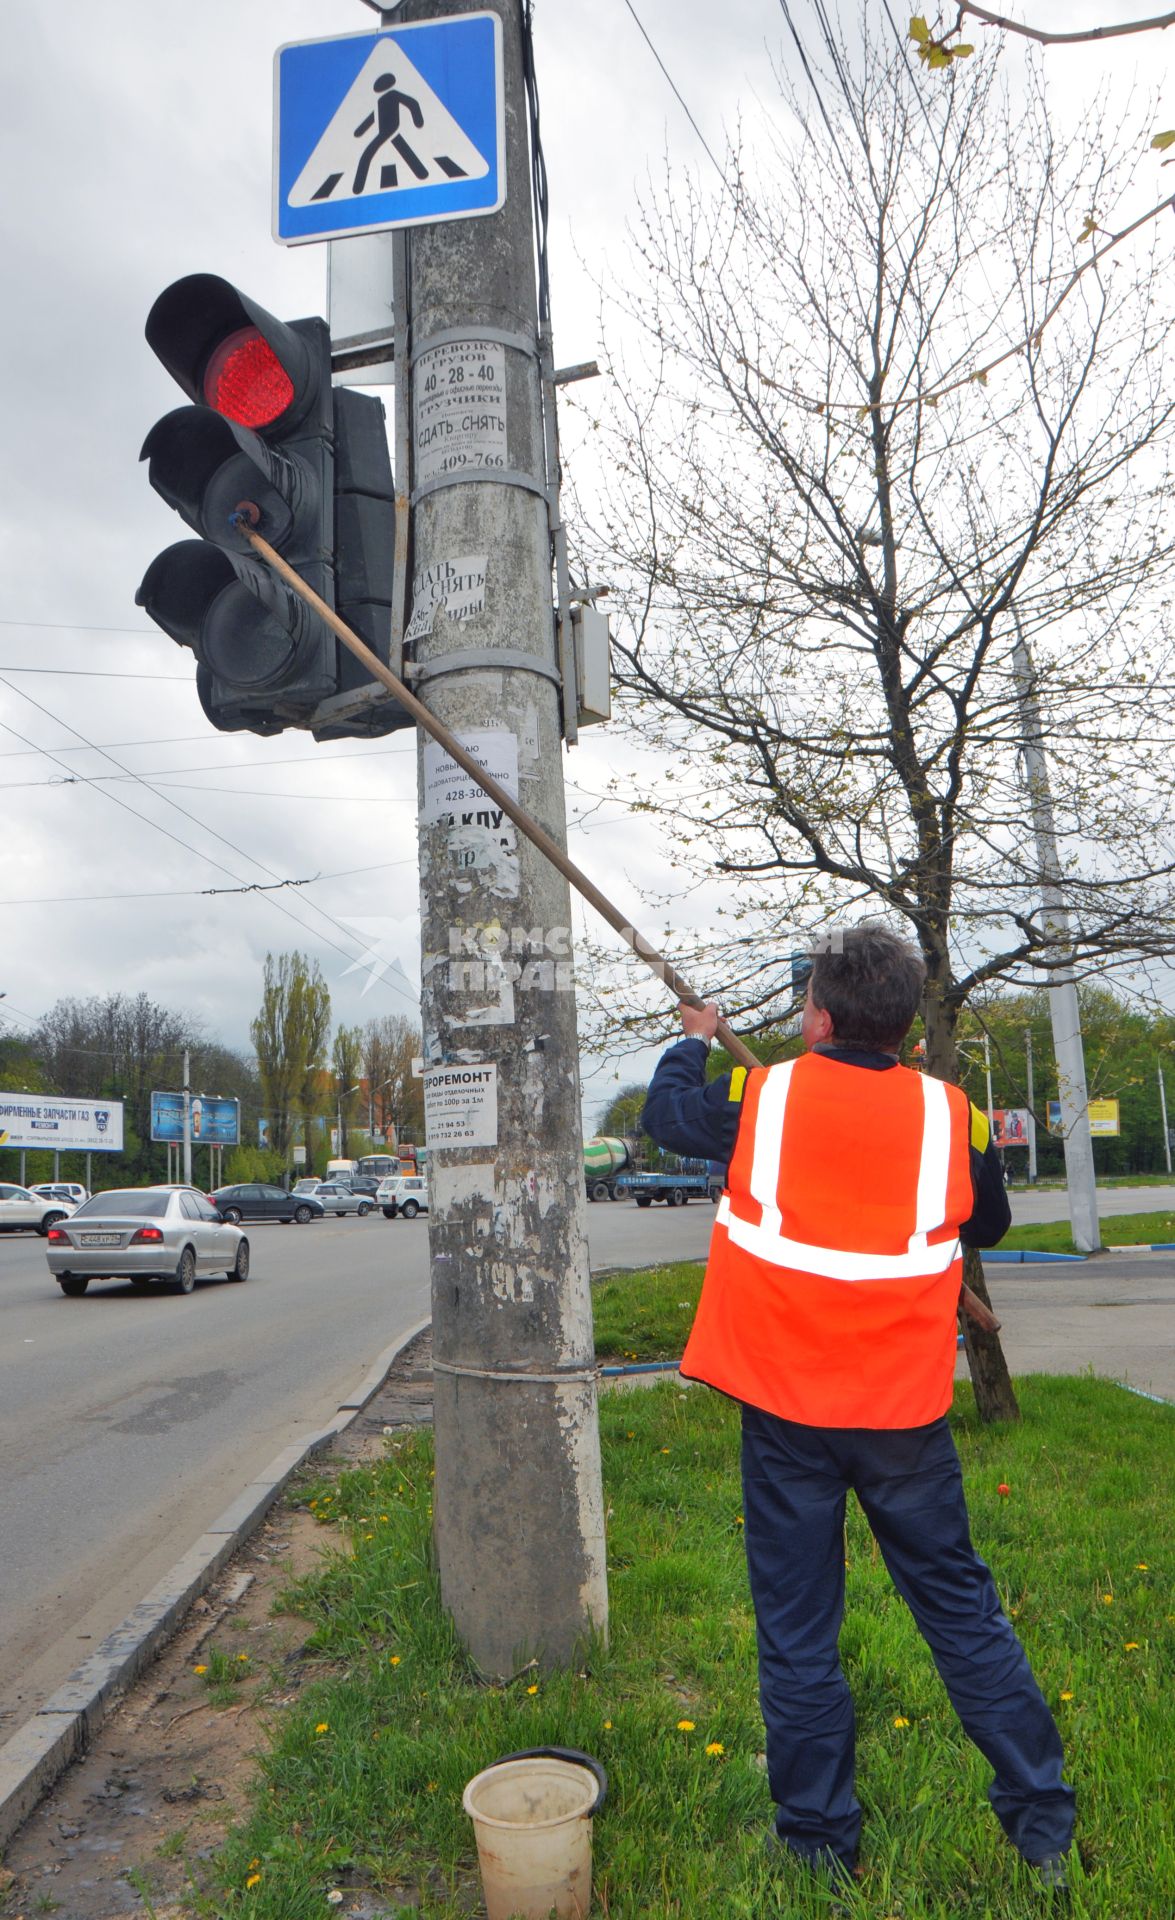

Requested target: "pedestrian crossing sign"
[{"left": 274, "top": 14, "right": 504, "bottom": 246}]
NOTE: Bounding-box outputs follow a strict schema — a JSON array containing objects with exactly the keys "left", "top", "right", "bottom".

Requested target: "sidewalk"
[{"left": 962, "top": 1251, "right": 1175, "bottom": 1401}]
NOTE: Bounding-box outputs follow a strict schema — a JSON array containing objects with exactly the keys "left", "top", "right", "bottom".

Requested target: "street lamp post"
[
  {"left": 1159, "top": 1060, "right": 1172, "bottom": 1177},
  {"left": 337, "top": 1080, "right": 363, "bottom": 1160}
]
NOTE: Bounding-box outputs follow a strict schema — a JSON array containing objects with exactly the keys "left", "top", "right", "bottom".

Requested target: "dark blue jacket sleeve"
[
  {"left": 960, "top": 1140, "right": 1012, "bottom": 1248},
  {"left": 641, "top": 1039, "right": 743, "bottom": 1164}
]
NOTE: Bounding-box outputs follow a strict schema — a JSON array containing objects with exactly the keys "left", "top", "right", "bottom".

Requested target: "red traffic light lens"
[{"left": 203, "top": 327, "right": 294, "bottom": 428}]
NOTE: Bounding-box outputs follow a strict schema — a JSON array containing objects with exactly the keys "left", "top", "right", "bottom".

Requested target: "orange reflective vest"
[{"left": 680, "top": 1052, "right": 975, "bottom": 1428}]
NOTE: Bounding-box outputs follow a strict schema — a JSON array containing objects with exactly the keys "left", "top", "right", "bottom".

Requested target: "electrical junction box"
[{"left": 573, "top": 604, "right": 611, "bottom": 727}]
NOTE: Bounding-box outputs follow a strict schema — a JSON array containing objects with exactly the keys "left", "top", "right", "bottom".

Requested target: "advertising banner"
[
  {"left": 991, "top": 1109, "right": 1030, "bottom": 1149},
  {"left": 150, "top": 1092, "right": 240, "bottom": 1145},
  {"left": 258, "top": 1118, "right": 271, "bottom": 1149},
  {"left": 1047, "top": 1099, "right": 1121, "bottom": 1138},
  {"left": 0, "top": 1092, "right": 124, "bottom": 1153}
]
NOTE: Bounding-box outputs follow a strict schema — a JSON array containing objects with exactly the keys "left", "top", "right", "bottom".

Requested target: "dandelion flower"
[
  {"left": 246, "top": 1872, "right": 262, "bottom": 1888},
  {"left": 661, "top": 1447, "right": 671, "bottom": 1455},
  {"left": 1136, "top": 1562, "right": 1149, "bottom": 1571},
  {"left": 1060, "top": 1690, "right": 1074, "bottom": 1701},
  {"left": 735, "top": 1515, "right": 744, "bottom": 1528},
  {"left": 389, "top": 1654, "right": 401, "bottom": 1666},
  {"left": 527, "top": 1684, "right": 539, "bottom": 1695},
  {"left": 1102, "top": 1594, "right": 1114, "bottom": 1605},
  {"left": 426, "top": 1780, "right": 437, "bottom": 1792},
  {"left": 893, "top": 1716, "right": 910, "bottom": 1729},
  {"left": 237, "top": 1652, "right": 249, "bottom": 1662},
  {"left": 193, "top": 1664, "right": 208, "bottom": 1676},
  {"left": 677, "top": 1719, "right": 695, "bottom": 1731},
  {"left": 1124, "top": 1641, "right": 1141, "bottom": 1651},
  {"left": 603, "top": 1720, "right": 613, "bottom": 1731},
  {"left": 315, "top": 1721, "right": 330, "bottom": 1734},
  {"left": 705, "top": 1741, "right": 725, "bottom": 1756}
]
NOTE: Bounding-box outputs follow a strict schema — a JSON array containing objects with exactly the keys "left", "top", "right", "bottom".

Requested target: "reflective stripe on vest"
[{"left": 714, "top": 1061, "right": 959, "bottom": 1281}]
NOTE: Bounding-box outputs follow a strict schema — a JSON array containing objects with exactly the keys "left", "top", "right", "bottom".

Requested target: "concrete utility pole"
[
  {"left": 1159, "top": 1062, "right": 1172, "bottom": 1176},
  {"left": 1012, "top": 630, "right": 1100, "bottom": 1252},
  {"left": 406, "top": 0, "right": 607, "bottom": 1671}
]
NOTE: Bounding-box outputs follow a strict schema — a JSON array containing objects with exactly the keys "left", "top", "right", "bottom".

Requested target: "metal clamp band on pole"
[
  {"left": 409, "top": 647, "right": 562, "bottom": 688},
  {"left": 411, "top": 467, "right": 551, "bottom": 509},
  {"left": 432, "top": 1359, "right": 599, "bottom": 1385},
  {"left": 409, "top": 323, "right": 539, "bottom": 366}
]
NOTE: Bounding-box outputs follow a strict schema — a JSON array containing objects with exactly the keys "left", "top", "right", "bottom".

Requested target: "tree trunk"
[
  {"left": 959, "top": 1245, "right": 1021, "bottom": 1423},
  {"left": 924, "top": 961, "right": 1021, "bottom": 1423}
]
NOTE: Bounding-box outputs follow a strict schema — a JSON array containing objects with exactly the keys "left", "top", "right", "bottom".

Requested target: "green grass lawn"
[
  {"left": 1002, "top": 1211, "right": 1175, "bottom": 1254},
  {"left": 185, "top": 1270, "right": 1174, "bottom": 1919}
]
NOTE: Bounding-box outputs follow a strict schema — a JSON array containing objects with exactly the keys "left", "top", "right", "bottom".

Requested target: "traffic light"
[{"left": 137, "top": 273, "right": 406, "bottom": 738}]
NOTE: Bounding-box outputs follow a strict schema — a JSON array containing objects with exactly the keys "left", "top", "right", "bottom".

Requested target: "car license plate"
[{"left": 82, "top": 1233, "right": 121, "bottom": 1246}]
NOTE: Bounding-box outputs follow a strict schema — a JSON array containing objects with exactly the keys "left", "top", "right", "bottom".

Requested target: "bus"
[{"left": 356, "top": 1153, "right": 400, "bottom": 1181}]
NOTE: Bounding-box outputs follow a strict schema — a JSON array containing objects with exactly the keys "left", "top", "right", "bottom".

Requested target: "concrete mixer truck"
[
  {"left": 583, "top": 1136, "right": 633, "bottom": 1201},
  {"left": 584, "top": 1137, "right": 724, "bottom": 1205}
]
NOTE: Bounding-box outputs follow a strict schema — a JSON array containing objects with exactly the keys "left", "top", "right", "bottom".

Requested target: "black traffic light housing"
[{"left": 137, "top": 272, "right": 406, "bottom": 738}]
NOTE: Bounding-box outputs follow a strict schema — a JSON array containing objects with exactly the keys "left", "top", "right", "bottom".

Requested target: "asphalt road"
[
  {"left": 1008, "top": 1183, "right": 1175, "bottom": 1226},
  {"left": 0, "top": 1198, "right": 716, "bottom": 1743},
  {"left": 1, "top": 1184, "right": 1169, "bottom": 1745}
]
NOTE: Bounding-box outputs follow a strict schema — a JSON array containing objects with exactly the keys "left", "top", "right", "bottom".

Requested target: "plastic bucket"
[{"left": 463, "top": 1749, "right": 605, "bottom": 1920}]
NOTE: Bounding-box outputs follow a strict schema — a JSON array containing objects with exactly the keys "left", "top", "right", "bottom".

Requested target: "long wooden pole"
[
  {"left": 238, "top": 520, "right": 759, "bottom": 1068},
  {"left": 235, "top": 523, "right": 998, "bottom": 1332}
]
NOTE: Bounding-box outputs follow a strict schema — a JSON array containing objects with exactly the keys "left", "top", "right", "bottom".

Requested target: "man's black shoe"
[{"left": 1030, "top": 1853, "right": 1070, "bottom": 1895}]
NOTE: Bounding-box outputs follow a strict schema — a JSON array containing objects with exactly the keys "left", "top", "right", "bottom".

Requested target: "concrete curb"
[
  {"left": 1105, "top": 1242, "right": 1175, "bottom": 1254},
  {"left": 0, "top": 1315, "right": 431, "bottom": 1853},
  {"left": 982, "top": 1249, "right": 1087, "bottom": 1264}
]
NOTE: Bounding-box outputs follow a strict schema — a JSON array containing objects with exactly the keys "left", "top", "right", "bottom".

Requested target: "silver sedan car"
[
  {"left": 45, "top": 1186, "right": 249, "bottom": 1297},
  {"left": 312, "top": 1182, "right": 376, "bottom": 1217}
]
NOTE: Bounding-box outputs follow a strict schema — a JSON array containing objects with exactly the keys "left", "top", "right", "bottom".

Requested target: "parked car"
[
  {"left": 210, "top": 1182, "right": 324, "bottom": 1225},
  {"left": 30, "top": 1182, "right": 90, "bottom": 1208},
  {"left": 377, "top": 1174, "right": 429, "bottom": 1220},
  {"left": 0, "top": 1184, "right": 77, "bottom": 1235},
  {"left": 346, "top": 1176, "right": 381, "bottom": 1197},
  {"left": 313, "top": 1182, "right": 375, "bottom": 1217},
  {"left": 45, "top": 1186, "right": 248, "bottom": 1296},
  {"left": 291, "top": 1178, "right": 323, "bottom": 1196}
]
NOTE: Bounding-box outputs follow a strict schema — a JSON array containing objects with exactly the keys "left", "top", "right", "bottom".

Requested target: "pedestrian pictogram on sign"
[{"left": 274, "top": 15, "right": 504, "bottom": 246}]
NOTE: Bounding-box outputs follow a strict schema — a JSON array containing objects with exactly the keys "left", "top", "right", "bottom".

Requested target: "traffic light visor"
[{"left": 204, "top": 328, "right": 295, "bottom": 428}]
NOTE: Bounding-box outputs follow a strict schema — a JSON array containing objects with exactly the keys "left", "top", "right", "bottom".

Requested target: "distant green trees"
[
  {"left": 956, "top": 989, "right": 1175, "bottom": 1178},
  {"left": 251, "top": 952, "right": 332, "bottom": 1156},
  {"left": 0, "top": 991, "right": 259, "bottom": 1190}
]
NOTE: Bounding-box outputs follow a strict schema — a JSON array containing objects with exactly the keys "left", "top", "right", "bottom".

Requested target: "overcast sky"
[{"left": 0, "top": 1, "right": 1167, "bottom": 1128}]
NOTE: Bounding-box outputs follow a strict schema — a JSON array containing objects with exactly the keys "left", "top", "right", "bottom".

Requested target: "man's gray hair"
[{"left": 808, "top": 922, "right": 926, "bottom": 1050}]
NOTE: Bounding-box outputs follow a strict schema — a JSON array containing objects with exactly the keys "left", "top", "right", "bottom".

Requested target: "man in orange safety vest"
[{"left": 642, "top": 923, "right": 1075, "bottom": 1894}]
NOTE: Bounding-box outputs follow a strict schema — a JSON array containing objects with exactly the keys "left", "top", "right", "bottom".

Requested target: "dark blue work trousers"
[{"left": 740, "top": 1405, "right": 1076, "bottom": 1869}]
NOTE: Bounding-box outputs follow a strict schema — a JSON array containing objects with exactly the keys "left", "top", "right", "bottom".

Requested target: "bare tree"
[
  {"left": 361, "top": 1013, "right": 423, "bottom": 1146},
  {"left": 576, "top": 19, "right": 1175, "bottom": 1418}
]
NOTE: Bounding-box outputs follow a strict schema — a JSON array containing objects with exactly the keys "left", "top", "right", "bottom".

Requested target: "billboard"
[
  {"left": 991, "top": 1109, "right": 1030, "bottom": 1149},
  {"left": 150, "top": 1092, "right": 240, "bottom": 1145},
  {"left": 1047, "top": 1099, "right": 1121, "bottom": 1138},
  {"left": 0, "top": 1092, "right": 124, "bottom": 1153}
]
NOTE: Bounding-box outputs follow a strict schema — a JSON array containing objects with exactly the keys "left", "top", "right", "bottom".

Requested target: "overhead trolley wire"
[
  {"left": 0, "top": 674, "right": 419, "bottom": 1009},
  {"left": 620, "top": 0, "right": 727, "bottom": 182}
]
